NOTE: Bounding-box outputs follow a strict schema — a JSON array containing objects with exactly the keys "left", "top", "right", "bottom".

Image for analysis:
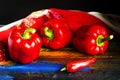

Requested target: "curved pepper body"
[
  {"left": 61, "top": 58, "right": 96, "bottom": 72},
  {"left": 49, "top": 8, "right": 106, "bottom": 32},
  {"left": 67, "top": 58, "right": 96, "bottom": 72},
  {"left": 40, "top": 19, "right": 72, "bottom": 49},
  {"left": 72, "top": 25, "right": 110, "bottom": 55},
  {"left": 8, "top": 28, "right": 42, "bottom": 64}
]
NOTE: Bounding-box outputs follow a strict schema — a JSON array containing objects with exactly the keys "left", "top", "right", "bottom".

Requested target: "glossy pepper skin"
[
  {"left": 20, "top": 16, "right": 45, "bottom": 32},
  {"left": 40, "top": 19, "right": 72, "bottom": 49},
  {"left": 61, "top": 58, "right": 96, "bottom": 72},
  {"left": 72, "top": 25, "right": 113, "bottom": 55},
  {"left": 49, "top": 8, "right": 105, "bottom": 32},
  {"left": 8, "top": 28, "right": 42, "bottom": 64}
]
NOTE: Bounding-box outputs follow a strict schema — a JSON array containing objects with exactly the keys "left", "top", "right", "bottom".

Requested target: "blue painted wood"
[
  {"left": 0, "top": 61, "right": 91, "bottom": 72},
  {"left": 0, "top": 75, "right": 13, "bottom": 80},
  {"left": 0, "top": 62, "right": 64, "bottom": 72}
]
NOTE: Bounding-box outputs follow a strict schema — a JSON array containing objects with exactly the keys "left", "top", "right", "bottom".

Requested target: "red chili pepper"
[
  {"left": 72, "top": 25, "right": 113, "bottom": 55},
  {"left": 39, "top": 19, "right": 72, "bottom": 49},
  {"left": 61, "top": 58, "right": 96, "bottom": 72},
  {"left": 49, "top": 8, "right": 105, "bottom": 32},
  {"left": 8, "top": 28, "right": 42, "bottom": 64}
]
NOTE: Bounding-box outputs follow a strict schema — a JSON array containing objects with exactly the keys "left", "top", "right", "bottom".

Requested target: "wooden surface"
[
  {"left": 0, "top": 35, "right": 119, "bottom": 80},
  {"left": 39, "top": 35, "right": 120, "bottom": 70}
]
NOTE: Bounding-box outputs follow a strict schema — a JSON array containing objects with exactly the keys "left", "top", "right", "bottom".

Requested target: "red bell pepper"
[
  {"left": 8, "top": 28, "right": 42, "bottom": 64},
  {"left": 72, "top": 25, "right": 113, "bottom": 55},
  {"left": 61, "top": 58, "right": 96, "bottom": 72},
  {"left": 49, "top": 8, "right": 106, "bottom": 32},
  {"left": 39, "top": 19, "right": 72, "bottom": 49}
]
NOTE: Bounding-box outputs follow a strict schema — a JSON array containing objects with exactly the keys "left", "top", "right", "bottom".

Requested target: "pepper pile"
[{"left": 0, "top": 8, "right": 113, "bottom": 67}]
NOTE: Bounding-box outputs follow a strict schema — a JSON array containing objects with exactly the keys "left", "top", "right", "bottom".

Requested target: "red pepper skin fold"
[
  {"left": 49, "top": 8, "right": 105, "bottom": 32},
  {"left": 8, "top": 28, "right": 42, "bottom": 64},
  {"left": 40, "top": 19, "right": 73, "bottom": 49},
  {"left": 20, "top": 16, "right": 45, "bottom": 32},
  {"left": 72, "top": 25, "right": 113, "bottom": 55},
  {"left": 20, "top": 11, "right": 47, "bottom": 32},
  {"left": 47, "top": 9, "right": 65, "bottom": 21},
  {"left": 61, "top": 58, "right": 96, "bottom": 72}
]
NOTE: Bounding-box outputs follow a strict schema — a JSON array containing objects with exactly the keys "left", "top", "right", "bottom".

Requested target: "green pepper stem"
[
  {"left": 22, "top": 28, "right": 36, "bottom": 39},
  {"left": 101, "top": 35, "right": 114, "bottom": 43},
  {"left": 44, "top": 27, "right": 54, "bottom": 40},
  {"left": 60, "top": 67, "right": 67, "bottom": 71},
  {"left": 96, "top": 35, "right": 114, "bottom": 47}
]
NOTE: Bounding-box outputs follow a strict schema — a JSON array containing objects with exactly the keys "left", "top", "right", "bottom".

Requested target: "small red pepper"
[
  {"left": 72, "top": 25, "right": 113, "bottom": 55},
  {"left": 8, "top": 28, "right": 42, "bottom": 64},
  {"left": 39, "top": 19, "right": 72, "bottom": 49},
  {"left": 49, "top": 8, "right": 105, "bottom": 32},
  {"left": 61, "top": 58, "right": 96, "bottom": 72}
]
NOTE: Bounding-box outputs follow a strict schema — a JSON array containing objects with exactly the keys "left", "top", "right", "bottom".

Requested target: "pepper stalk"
[
  {"left": 44, "top": 27, "right": 54, "bottom": 40},
  {"left": 21, "top": 28, "right": 36, "bottom": 39},
  {"left": 96, "top": 35, "right": 114, "bottom": 47}
]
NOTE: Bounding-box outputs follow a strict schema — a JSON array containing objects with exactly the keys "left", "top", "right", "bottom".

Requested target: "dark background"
[{"left": 0, "top": 0, "right": 119, "bottom": 24}]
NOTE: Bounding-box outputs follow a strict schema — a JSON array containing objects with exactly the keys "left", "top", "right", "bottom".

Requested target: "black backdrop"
[{"left": 0, "top": 0, "right": 119, "bottom": 24}]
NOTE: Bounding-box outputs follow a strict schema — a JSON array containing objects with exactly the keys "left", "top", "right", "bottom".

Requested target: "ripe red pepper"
[
  {"left": 49, "top": 8, "right": 106, "bottom": 32},
  {"left": 8, "top": 28, "right": 42, "bottom": 64},
  {"left": 61, "top": 58, "right": 96, "bottom": 72},
  {"left": 72, "top": 25, "right": 113, "bottom": 55},
  {"left": 39, "top": 19, "right": 72, "bottom": 49}
]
